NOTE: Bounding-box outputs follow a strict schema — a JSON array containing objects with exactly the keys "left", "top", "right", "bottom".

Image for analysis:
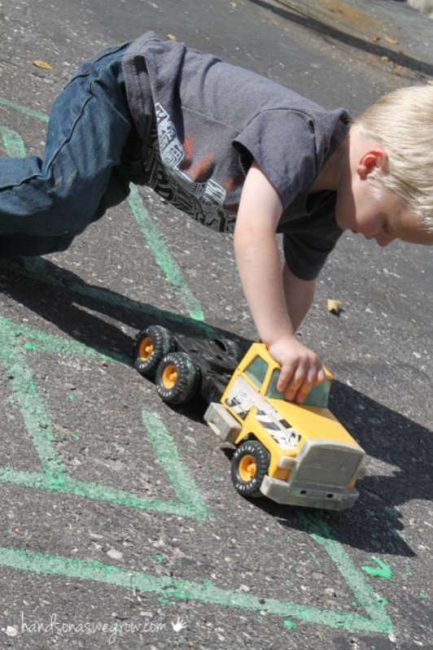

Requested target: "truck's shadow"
[
  {"left": 1, "top": 256, "right": 431, "bottom": 557},
  {"left": 249, "top": 378, "right": 432, "bottom": 557}
]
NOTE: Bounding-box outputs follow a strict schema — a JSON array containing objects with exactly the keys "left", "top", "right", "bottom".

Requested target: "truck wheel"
[
  {"left": 231, "top": 441, "right": 270, "bottom": 498},
  {"left": 134, "top": 325, "right": 174, "bottom": 378},
  {"left": 217, "top": 337, "right": 245, "bottom": 361},
  {"left": 156, "top": 352, "right": 200, "bottom": 406}
]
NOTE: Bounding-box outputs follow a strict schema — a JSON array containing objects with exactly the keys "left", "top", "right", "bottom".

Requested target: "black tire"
[
  {"left": 231, "top": 440, "right": 270, "bottom": 498},
  {"left": 134, "top": 325, "right": 175, "bottom": 378},
  {"left": 155, "top": 352, "right": 200, "bottom": 406},
  {"left": 216, "top": 337, "right": 246, "bottom": 361}
]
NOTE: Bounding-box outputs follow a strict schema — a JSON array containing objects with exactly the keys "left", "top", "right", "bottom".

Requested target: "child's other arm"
[{"left": 234, "top": 162, "right": 325, "bottom": 403}]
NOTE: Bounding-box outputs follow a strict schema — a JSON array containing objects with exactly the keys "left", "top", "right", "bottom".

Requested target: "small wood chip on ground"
[{"left": 327, "top": 299, "right": 343, "bottom": 315}]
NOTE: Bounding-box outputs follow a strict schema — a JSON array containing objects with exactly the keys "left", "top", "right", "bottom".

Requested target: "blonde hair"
[{"left": 355, "top": 85, "right": 433, "bottom": 231}]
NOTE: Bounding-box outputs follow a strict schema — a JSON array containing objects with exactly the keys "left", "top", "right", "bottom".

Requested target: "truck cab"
[{"left": 205, "top": 343, "right": 365, "bottom": 511}]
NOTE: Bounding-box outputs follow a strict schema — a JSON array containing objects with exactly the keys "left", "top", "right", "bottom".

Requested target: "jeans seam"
[
  {"left": 0, "top": 88, "right": 93, "bottom": 192},
  {"left": 63, "top": 42, "right": 129, "bottom": 86},
  {"left": 46, "top": 59, "right": 130, "bottom": 174},
  {"left": 44, "top": 91, "right": 94, "bottom": 173},
  {"left": 0, "top": 78, "right": 127, "bottom": 193}
]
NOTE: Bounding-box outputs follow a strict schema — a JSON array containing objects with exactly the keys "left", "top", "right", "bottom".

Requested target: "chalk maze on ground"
[{"left": 0, "top": 98, "right": 393, "bottom": 634}]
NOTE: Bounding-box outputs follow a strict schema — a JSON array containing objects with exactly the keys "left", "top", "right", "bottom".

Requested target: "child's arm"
[
  {"left": 282, "top": 263, "right": 316, "bottom": 333},
  {"left": 234, "top": 162, "right": 325, "bottom": 403}
]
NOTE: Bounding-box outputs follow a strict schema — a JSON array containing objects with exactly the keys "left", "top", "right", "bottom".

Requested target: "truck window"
[
  {"left": 244, "top": 356, "right": 268, "bottom": 389},
  {"left": 266, "top": 369, "right": 331, "bottom": 408}
]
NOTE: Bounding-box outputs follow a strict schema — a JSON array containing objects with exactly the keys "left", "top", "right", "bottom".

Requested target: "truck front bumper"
[{"left": 260, "top": 475, "right": 359, "bottom": 511}]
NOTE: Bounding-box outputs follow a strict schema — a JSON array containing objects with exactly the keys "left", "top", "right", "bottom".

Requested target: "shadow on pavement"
[
  {"left": 1, "top": 256, "right": 431, "bottom": 557},
  {"left": 252, "top": 378, "right": 433, "bottom": 556},
  {"left": 0, "top": 256, "right": 248, "bottom": 364},
  {"left": 249, "top": 0, "right": 433, "bottom": 78}
]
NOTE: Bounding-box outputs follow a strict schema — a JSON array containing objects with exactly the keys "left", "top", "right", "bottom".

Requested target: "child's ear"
[{"left": 357, "top": 150, "right": 388, "bottom": 179}]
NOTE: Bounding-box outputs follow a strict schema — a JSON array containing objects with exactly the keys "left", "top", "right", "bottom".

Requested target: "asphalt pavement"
[{"left": 0, "top": 0, "right": 432, "bottom": 648}]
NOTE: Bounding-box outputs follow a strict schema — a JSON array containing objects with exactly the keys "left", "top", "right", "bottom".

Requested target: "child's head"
[{"left": 335, "top": 85, "right": 433, "bottom": 247}]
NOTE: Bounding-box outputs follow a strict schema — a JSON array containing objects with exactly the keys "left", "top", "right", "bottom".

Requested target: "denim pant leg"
[{"left": 0, "top": 43, "right": 135, "bottom": 257}]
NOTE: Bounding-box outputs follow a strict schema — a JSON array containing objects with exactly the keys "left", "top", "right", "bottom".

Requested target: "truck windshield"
[
  {"left": 266, "top": 369, "right": 331, "bottom": 408},
  {"left": 244, "top": 356, "right": 268, "bottom": 389}
]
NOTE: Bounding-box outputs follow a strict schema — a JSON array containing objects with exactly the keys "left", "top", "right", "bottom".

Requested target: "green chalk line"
[
  {"left": 0, "top": 313, "right": 393, "bottom": 633},
  {"left": 283, "top": 620, "right": 297, "bottom": 630},
  {"left": 0, "top": 125, "right": 27, "bottom": 157},
  {"left": 0, "top": 98, "right": 394, "bottom": 635},
  {"left": 12, "top": 256, "right": 216, "bottom": 339},
  {"left": 0, "top": 319, "right": 208, "bottom": 520},
  {"left": 0, "top": 468, "right": 205, "bottom": 519},
  {"left": 0, "top": 104, "right": 205, "bottom": 321},
  {"left": 21, "top": 255, "right": 183, "bottom": 320},
  {"left": 127, "top": 185, "right": 205, "bottom": 322},
  {"left": 142, "top": 409, "right": 208, "bottom": 516},
  {"left": 0, "top": 315, "right": 128, "bottom": 365},
  {"left": 299, "top": 513, "right": 391, "bottom": 629},
  {"left": 0, "top": 335, "right": 66, "bottom": 481},
  {"left": 362, "top": 557, "right": 394, "bottom": 580},
  {"left": 0, "top": 97, "right": 49, "bottom": 123},
  {"left": 0, "top": 546, "right": 392, "bottom": 633}
]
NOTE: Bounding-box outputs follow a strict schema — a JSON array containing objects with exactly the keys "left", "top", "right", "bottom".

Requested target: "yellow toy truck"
[
  {"left": 133, "top": 325, "right": 365, "bottom": 511},
  {"left": 204, "top": 343, "right": 365, "bottom": 511}
]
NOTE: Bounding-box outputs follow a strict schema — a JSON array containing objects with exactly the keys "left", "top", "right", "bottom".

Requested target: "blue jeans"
[{"left": 0, "top": 43, "right": 142, "bottom": 256}]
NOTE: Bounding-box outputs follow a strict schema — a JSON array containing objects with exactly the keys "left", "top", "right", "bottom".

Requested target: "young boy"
[{"left": 1, "top": 32, "right": 432, "bottom": 403}]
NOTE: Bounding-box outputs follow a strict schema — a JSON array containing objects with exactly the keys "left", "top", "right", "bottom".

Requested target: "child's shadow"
[
  {"left": 0, "top": 256, "right": 248, "bottom": 364},
  {"left": 1, "top": 257, "right": 431, "bottom": 557}
]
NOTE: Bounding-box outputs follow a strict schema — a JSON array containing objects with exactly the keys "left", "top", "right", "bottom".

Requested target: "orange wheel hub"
[
  {"left": 239, "top": 455, "right": 257, "bottom": 482},
  {"left": 162, "top": 364, "right": 178, "bottom": 389},
  {"left": 138, "top": 337, "right": 154, "bottom": 361}
]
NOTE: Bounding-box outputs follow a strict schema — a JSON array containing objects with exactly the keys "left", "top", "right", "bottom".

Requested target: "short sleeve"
[
  {"left": 282, "top": 192, "right": 343, "bottom": 280},
  {"left": 233, "top": 109, "right": 317, "bottom": 210},
  {"left": 283, "top": 231, "right": 342, "bottom": 280}
]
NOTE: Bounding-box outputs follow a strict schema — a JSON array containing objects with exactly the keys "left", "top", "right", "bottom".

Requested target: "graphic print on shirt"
[{"left": 145, "top": 103, "right": 236, "bottom": 233}]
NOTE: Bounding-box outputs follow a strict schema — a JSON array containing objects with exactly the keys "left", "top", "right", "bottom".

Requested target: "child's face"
[
  {"left": 335, "top": 133, "right": 433, "bottom": 247},
  {"left": 336, "top": 183, "right": 433, "bottom": 247}
]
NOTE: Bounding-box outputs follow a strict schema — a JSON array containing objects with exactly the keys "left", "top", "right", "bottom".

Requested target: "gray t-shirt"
[{"left": 122, "top": 32, "right": 350, "bottom": 280}]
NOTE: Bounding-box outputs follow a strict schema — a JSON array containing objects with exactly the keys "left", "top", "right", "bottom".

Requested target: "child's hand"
[{"left": 268, "top": 335, "right": 325, "bottom": 403}]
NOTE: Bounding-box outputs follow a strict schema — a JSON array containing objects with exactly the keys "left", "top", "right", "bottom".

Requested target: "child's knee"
[{"left": 26, "top": 172, "right": 101, "bottom": 236}]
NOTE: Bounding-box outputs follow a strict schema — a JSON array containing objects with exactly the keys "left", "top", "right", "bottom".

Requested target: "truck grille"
[{"left": 294, "top": 445, "right": 362, "bottom": 487}]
